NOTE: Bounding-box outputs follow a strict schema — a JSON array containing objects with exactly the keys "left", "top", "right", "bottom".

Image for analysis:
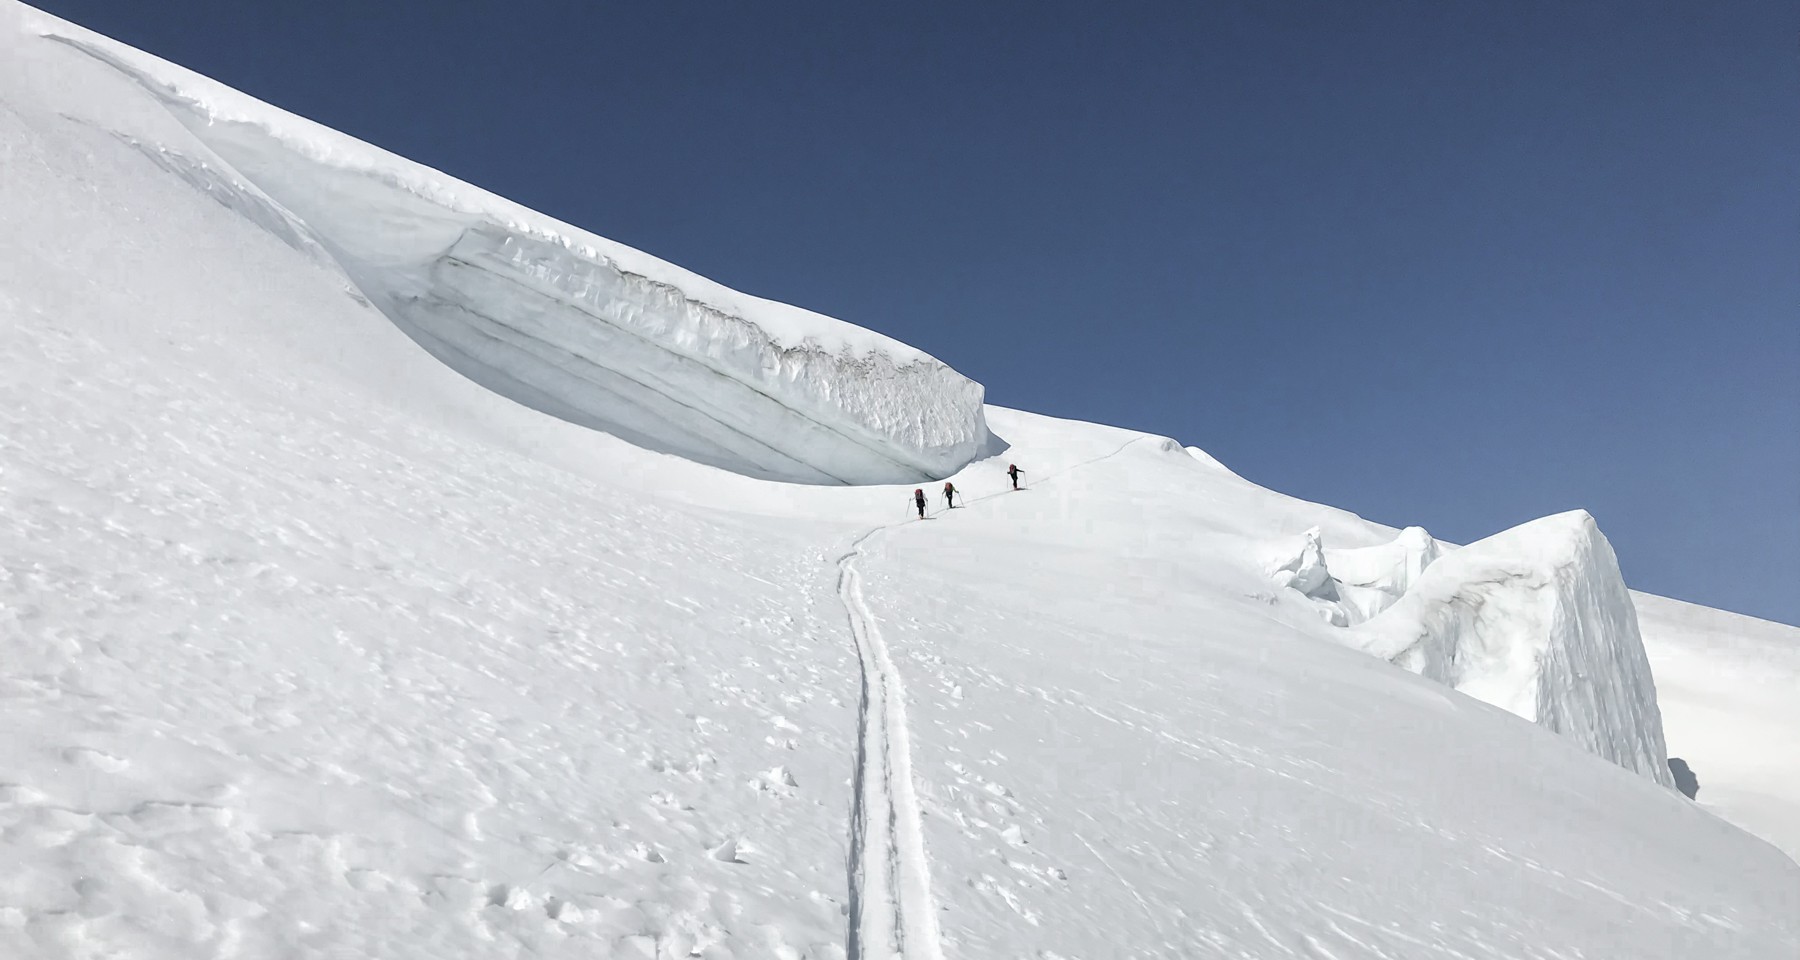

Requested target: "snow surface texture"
[
  {"left": 32, "top": 20, "right": 991, "bottom": 486},
  {"left": 1267, "top": 515, "right": 1677, "bottom": 788},
  {"left": 3, "top": 4, "right": 1797, "bottom": 958}
]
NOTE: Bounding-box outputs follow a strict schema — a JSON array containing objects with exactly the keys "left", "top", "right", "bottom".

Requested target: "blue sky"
[{"left": 41, "top": 0, "right": 1798, "bottom": 624}]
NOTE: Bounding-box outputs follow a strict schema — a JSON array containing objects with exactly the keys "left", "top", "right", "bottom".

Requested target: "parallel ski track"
[
  {"left": 839, "top": 525, "right": 943, "bottom": 960},
  {"left": 837, "top": 436, "right": 1145, "bottom": 958}
]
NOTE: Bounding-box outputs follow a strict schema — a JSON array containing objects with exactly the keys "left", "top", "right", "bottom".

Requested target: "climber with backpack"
[
  {"left": 1007, "top": 463, "right": 1023, "bottom": 490},
  {"left": 913, "top": 488, "right": 927, "bottom": 519},
  {"left": 943, "top": 481, "right": 958, "bottom": 509}
]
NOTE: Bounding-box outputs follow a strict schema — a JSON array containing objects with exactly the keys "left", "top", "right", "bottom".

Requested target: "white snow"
[
  {"left": 27, "top": 13, "right": 992, "bottom": 485},
  {"left": 1344, "top": 511, "right": 1677, "bottom": 788},
  {"left": 1263, "top": 523, "right": 1443, "bottom": 627},
  {"left": 2, "top": 4, "right": 1797, "bottom": 959},
  {"left": 1324, "top": 524, "right": 1443, "bottom": 620},
  {"left": 1636, "top": 594, "right": 1800, "bottom": 860},
  {"left": 1265, "top": 515, "right": 1677, "bottom": 790}
]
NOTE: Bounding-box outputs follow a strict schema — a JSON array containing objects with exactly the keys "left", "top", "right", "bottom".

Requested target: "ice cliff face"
[
  {"left": 42, "top": 30, "right": 992, "bottom": 486},
  {"left": 1269, "top": 512, "right": 1676, "bottom": 788},
  {"left": 1352, "top": 511, "right": 1674, "bottom": 787}
]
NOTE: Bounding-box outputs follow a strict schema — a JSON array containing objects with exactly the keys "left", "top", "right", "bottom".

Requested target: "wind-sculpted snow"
[
  {"left": 1348, "top": 511, "right": 1678, "bottom": 788},
  {"left": 41, "top": 29, "right": 992, "bottom": 485}
]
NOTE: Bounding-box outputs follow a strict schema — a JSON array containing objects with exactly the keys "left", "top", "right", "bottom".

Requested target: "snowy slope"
[
  {"left": 2, "top": 4, "right": 1797, "bottom": 959},
  {"left": 1635, "top": 595, "right": 1800, "bottom": 860},
  {"left": 25, "top": 13, "right": 992, "bottom": 486}
]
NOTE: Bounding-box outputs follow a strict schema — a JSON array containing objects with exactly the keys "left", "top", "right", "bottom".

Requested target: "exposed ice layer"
[
  {"left": 1349, "top": 511, "right": 1677, "bottom": 788},
  {"left": 46, "top": 32, "right": 991, "bottom": 485}
]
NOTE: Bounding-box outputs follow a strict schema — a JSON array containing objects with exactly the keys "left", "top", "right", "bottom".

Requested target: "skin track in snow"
[
  {"left": 835, "top": 436, "right": 1145, "bottom": 957},
  {"left": 839, "top": 528, "right": 944, "bottom": 960}
]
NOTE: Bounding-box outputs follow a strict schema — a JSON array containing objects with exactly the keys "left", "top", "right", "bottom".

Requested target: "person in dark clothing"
[
  {"left": 943, "top": 481, "right": 957, "bottom": 509},
  {"left": 913, "top": 488, "right": 927, "bottom": 519},
  {"left": 1007, "top": 463, "right": 1022, "bottom": 490}
]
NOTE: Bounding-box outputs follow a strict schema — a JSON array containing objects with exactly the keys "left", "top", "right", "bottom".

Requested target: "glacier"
[
  {"left": 37, "top": 26, "right": 994, "bottom": 486},
  {"left": 2, "top": 3, "right": 1795, "bottom": 958}
]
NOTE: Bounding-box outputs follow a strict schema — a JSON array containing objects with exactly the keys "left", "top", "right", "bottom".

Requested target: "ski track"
[
  {"left": 839, "top": 527, "right": 945, "bottom": 960},
  {"left": 837, "top": 438, "right": 1145, "bottom": 958}
]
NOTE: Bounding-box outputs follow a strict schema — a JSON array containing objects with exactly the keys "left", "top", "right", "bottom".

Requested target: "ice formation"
[
  {"left": 44, "top": 31, "right": 993, "bottom": 485},
  {"left": 1263, "top": 524, "right": 1440, "bottom": 626},
  {"left": 1347, "top": 512, "right": 1677, "bottom": 788},
  {"left": 1265, "top": 514, "right": 1674, "bottom": 787}
]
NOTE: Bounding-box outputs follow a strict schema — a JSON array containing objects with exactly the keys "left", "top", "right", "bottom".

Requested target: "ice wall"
[
  {"left": 39, "top": 26, "right": 992, "bottom": 485},
  {"left": 1348, "top": 511, "right": 1676, "bottom": 788}
]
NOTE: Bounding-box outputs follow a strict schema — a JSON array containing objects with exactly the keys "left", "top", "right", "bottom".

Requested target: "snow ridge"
[{"left": 838, "top": 529, "right": 944, "bottom": 960}]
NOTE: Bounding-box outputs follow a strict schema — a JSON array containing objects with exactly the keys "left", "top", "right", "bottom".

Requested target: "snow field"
[
  {"left": 0, "top": 55, "right": 870, "bottom": 954},
  {"left": 1, "top": 3, "right": 1796, "bottom": 958},
  {"left": 855, "top": 429, "right": 1797, "bottom": 957},
  {"left": 1635, "top": 595, "right": 1800, "bottom": 860}
]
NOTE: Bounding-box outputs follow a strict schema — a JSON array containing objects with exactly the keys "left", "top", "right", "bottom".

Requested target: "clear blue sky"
[{"left": 41, "top": 0, "right": 1798, "bottom": 624}]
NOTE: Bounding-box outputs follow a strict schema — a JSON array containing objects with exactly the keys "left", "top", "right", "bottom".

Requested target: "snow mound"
[
  {"left": 41, "top": 27, "right": 991, "bottom": 485},
  {"left": 1348, "top": 511, "right": 1676, "bottom": 788}
]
